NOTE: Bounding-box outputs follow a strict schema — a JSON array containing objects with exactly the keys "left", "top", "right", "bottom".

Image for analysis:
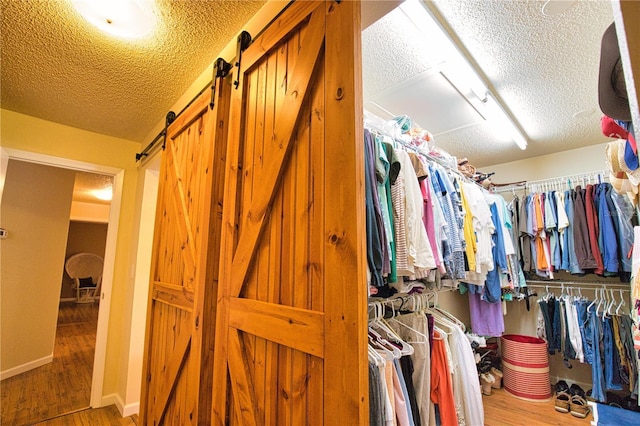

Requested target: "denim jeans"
[
  {"left": 575, "top": 300, "right": 592, "bottom": 364},
  {"left": 603, "top": 317, "right": 623, "bottom": 391},
  {"left": 563, "top": 300, "right": 576, "bottom": 360},
  {"left": 589, "top": 309, "right": 606, "bottom": 402},
  {"left": 538, "top": 299, "right": 555, "bottom": 354},
  {"left": 552, "top": 299, "right": 562, "bottom": 353}
]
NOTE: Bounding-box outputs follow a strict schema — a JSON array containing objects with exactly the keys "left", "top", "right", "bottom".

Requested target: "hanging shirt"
[
  {"left": 395, "top": 149, "right": 435, "bottom": 275},
  {"left": 421, "top": 177, "right": 446, "bottom": 274},
  {"left": 461, "top": 181, "right": 494, "bottom": 277},
  {"left": 573, "top": 186, "right": 598, "bottom": 270},
  {"left": 611, "top": 190, "right": 634, "bottom": 274},
  {"left": 519, "top": 194, "right": 532, "bottom": 271},
  {"left": 430, "top": 330, "right": 458, "bottom": 426},
  {"left": 556, "top": 191, "right": 570, "bottom": 270},
  {"left": 597, "top": 183, "right": 619, "bottom": 273},
  {"left": 459, "top": 183, "right": 477, "bottom": 273},
  {"left": 585, "top": 184, "right": 605, "bottom": 274},
  {"left": 364, "top": 130, "right": 385, "bottom": 287}
]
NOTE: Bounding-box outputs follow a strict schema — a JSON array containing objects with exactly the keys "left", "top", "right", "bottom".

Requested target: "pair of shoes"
[
  {"left": 569, "top": 384, "right": 591, "bottom": 418},
  {"left": 490, "top": 367, "right": 503, "bottom": 389},
  {"left": 480, "top": 373, "right": 495, "bottom": 396},
  {"left": 554, "top": 380, "right": 570, "bottom": 413}
]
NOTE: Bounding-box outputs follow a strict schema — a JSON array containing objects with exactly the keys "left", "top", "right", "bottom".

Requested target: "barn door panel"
[
  {"left": 140, "top": 76, "right": 231, "bottom": 425},
  {"left": 212, "top": 1, "right": 367, "bottom": 425}
]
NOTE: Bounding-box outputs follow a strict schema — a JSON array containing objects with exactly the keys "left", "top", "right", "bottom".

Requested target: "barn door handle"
[
  {"left": 210, "top": 58, "right": 232, "bottom": 109},
  {"left": 233, "top": 31, "right": 252, "bottom": 89}
]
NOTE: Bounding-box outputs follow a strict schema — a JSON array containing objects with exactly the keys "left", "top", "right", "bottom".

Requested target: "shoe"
[
  {"left": 554, "top": 380, "right": 570, "bottom": 413},
  {"left": 569, "top": 384, "right": 590, "bottom": 418},
  {"left": 480, "top": 373, "right": 495, "bottom": 396},
  {"left": 490, "top": 367, "right": 503, "bottom": 389}
]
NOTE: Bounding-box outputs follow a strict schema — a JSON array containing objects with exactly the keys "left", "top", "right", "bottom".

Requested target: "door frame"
[{"left": 0, "top": 147, "right": 123, "bottom": 409}]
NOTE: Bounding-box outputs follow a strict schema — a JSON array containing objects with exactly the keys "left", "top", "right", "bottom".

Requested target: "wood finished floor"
[
  {"left": 1, "top": 301, "right": 593, "bottom": 425},
  {"left": 31, "top": 405, "right": 138, "bottom": 425},
  {"left": 484, "top": 387, "right": 592, "bottom": 426},
  {"left": 1, "top": 302, "right": 101, "bottom": 425}
]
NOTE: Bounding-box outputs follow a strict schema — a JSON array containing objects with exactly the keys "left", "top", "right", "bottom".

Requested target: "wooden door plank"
[
  {"left": 167, "top": 143, "right": 197, "bottom": 284},
  {"left": 277, "top": 28, "right": 301, "bottom": 426},
  {"left": 241, "top": 1, "right": 319, "bottom": 73},
  {"left": 228, "top": 298, "right": 324, "bottom": 357},
  {"left": 211, "top": 24, "right": 249, "bottom": 422},
  {"left": 307, "top": 27, "right": 326, "bottom": 424},
  {"left": 229, "top": 8, "right": 325, "bottom": 299},
  {"left": 291, "top": 22, "right": 312, "bottom": 424},
  {"left": 227, "top": 329, "right": 259, "bottom": 426},
  {"left": 150, "top": 327, "right": 192, "bottom": 426},
  {"left": 322, "top": 1, "right": 367, "bottom": 424},
  {"left": 152, "top": 281, "right": 195, "bottom": 311}
]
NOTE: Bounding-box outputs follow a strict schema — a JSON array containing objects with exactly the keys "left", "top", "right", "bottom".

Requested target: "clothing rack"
[
  {"left": 364, "top": 109, "right": 482, "bottom": 189},
  {"left": 368, "top": 291, "right": 438, "bottom": 317},
  {"left": 526, "top": 279, "right": 630, "bottom": 290},
  {"left": 492, "top": 169, "right": 609, "bottom": 194}
]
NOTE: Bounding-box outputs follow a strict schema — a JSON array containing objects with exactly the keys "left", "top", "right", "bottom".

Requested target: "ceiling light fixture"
[
  {"left": 541, "top": 0, "right": 577, "bottom": 17},
  {"left": 399, "top": 0, "right": 528, "bottom": 150},
  {"left": 92, "top": 187, "right": 113, "bottom": 201},
  {"left": 70, "top": 0, "right": 157, "bottom": 39}
]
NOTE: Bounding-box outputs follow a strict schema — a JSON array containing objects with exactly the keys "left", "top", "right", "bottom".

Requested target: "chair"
[{"left": 64, "top": 253, "right": 104, "bottom": 303}]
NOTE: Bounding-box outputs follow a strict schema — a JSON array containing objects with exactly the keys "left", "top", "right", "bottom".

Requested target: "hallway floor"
[{"left": 1, "top": 302, "right": 98, "bottom": 425}]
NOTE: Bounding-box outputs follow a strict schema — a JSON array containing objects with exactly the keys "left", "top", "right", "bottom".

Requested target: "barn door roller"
[
  {"left": 210, "top": 57, "right": 232, "bottom": 109},
  {"left": 233, "top": 31, "right": 252, "bottom": 89},
  {"left": 161, "top": 111, "right": 176, "bottom": 150}
]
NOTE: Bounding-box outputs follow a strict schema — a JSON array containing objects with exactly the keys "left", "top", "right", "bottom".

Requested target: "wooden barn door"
[
  {"left": 140, "top": 75, "right": 232, "bottom": 425},
  {"left": 212, "top": 1, "right": 368, "bottom": 425}
]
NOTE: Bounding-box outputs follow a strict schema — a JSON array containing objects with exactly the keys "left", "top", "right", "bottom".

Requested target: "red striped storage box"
[{"left": 501, "top": 334, "right": 552, "bottom": 402}]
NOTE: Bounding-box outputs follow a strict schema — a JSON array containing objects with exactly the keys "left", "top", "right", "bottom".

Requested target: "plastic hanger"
[
  {"left": 369, "top": 303, "right": 413, "bottom": 357},
  {"left": 615, "top": 289, "right": 626, "bottom": 316},
  {"left": 587, "top": 288, "right": 599, "bottom": 313}
]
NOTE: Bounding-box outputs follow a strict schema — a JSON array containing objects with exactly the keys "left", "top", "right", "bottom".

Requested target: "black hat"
[{"left": 598, "top": 23, "right": 631, "bottom": 122}]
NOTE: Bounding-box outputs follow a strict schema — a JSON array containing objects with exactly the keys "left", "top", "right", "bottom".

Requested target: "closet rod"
[
  {"left": 526, "top": 279, "right": 629, "bottom": 288},
  {"left": 525, "top": 169, "right": 608, "bottom": 186},
  {"left": 391, "top": 137, "right": 485, "bottom": 190},
  {"left": 492, "top": 170, "right": 609, "bottom": 193},
  {"left": 527, "top": 284, "right": 630, "bottom": 292}
]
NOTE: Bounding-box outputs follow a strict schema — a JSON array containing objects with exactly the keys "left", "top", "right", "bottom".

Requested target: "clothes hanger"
[
  {"left": 369, "top": 303, "right": 413, "bottom": 356},
  {"left": 587, "top": 287, "right": 599, "bottom": 313},
  {"left": 615, "top": 289, "right": 626, "bottom": 316}
]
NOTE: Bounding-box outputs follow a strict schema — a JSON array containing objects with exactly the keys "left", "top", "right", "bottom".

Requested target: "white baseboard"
[
  {"left": 112, "top": 393, "right": 140, "bottom": 417},
  {"left": 101, "top": 392, "right": 119, "bottom": 409},
  {"left": 0, "top": 354, "right": 53, "bottom": 381},
  {"left": 121, "top": 401, "right": 140, "bottom": 417}
]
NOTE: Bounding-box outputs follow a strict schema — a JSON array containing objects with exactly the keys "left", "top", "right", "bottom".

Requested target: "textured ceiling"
[
  {"left": 363, "top": 0, "right": 615, "bottom": 167},
  {"left": 0, "top": 0, "right": 266, "bottom": 142},
  {"left": 73, "top": 171, "right": 114, "bottom": 205},
  {"left": 1, "top": 0, "right": 617, "bottom": 169}
]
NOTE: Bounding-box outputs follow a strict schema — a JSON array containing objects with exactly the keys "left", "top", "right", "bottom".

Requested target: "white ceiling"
[
  {"left": 363, "top": 0, "right": 615, "bottom": 167},
  {"left": 1, "top": 0, "right": 615, "bottom": 169}
]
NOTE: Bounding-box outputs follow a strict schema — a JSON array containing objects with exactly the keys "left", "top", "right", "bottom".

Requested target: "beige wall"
[
  {"left": 486, "top": 141, "right": 610, "bottom": 184},
  {"left": 70, "top": 201, "right": 111, "bottom": 223},
  {"left": 1, "top": 160, "right": 75, "bottom": 375},
  {"left": 0, "top": 108, "right": 140, "bottom": 397}
]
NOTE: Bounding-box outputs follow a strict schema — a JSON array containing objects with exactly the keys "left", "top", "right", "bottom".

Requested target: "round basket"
[{"left": 501, "top": 334, "right": 552, "bottom": 402}]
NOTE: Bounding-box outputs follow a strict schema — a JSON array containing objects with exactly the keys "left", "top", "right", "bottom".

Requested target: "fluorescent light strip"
[{"left": 399, "top": 0, "right": 528, "bottom": 150}]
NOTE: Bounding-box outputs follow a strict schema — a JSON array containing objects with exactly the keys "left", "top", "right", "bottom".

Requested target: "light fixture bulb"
[
  {"left": 92, "top": 187, "right": 113, "bottom": 201},
  {"left": 71, "top": 0, "right": 157, "bottom": 39}
]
